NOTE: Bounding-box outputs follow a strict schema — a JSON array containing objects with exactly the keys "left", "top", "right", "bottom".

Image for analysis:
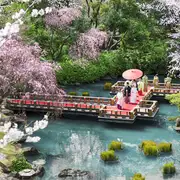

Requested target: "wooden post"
[
  {"left": 89, "top": 104, "right": 92, "bottom": 112},
  {"left": 148, "top": 109, "right": 153, "bottom": 116},
  {"left": 115, "top": 111, "right": 117, "bottom": 118},
  {"left": 97, "top": 98, "right": 100, "bottom": 104},
  {"left": 129, "top": 112, "right": 134, "bottom": 119},
  {"left": 75, "top": 103, "right": 78, "bottom": 111},
  {"left": 110, "top": 99, "right": 115, "bottom": 106}
]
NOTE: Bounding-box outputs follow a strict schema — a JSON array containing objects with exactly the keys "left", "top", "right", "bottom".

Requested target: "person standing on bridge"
[
  {"left": 130, "top": 84, "right": 137, "bottom": 104},
  {"left": 142, "top": 75, "right": 148, "bottom": 92},
  {"left": 116, "top": 89, "right": 124, "bottom": 110},
  {"left": 153, "top": 74, "right": 159, "bottom": 88},
  {"left": 164, "top": 76, "right": 172, "bottom": 89},
  {"left": 123, "top": 81, "right": 131, "bottom": 104}
]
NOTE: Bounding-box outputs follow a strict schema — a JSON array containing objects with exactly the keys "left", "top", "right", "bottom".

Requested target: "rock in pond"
[
  {"left": 1, "top": 109, "right": 14, "bottom": 116},
  {"left": 23, "top": 147, "right": 39, "bottom": 156},
  {"left": 18, "top": 169, "right": 36, "bottom": 179},
  {"left": 58, "top": 168, "right": 94, "bottom": 179}
]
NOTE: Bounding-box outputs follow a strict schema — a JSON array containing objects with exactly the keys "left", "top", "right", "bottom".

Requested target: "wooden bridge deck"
[{"left": 5, "top": 81, "right": 180, "bottom": 123}]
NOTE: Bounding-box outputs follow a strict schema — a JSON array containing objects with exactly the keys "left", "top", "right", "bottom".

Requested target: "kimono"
[
  {"left": 164, "top": 77, "right": 172, "bottom": 89},
  {"left": 153, "top": 76, "right": 159, "bottom": 88},
  {"left": 138, "top": 81, "right": 143, "bottom": 96},
  {"left": 130, "top": 87, "right": 137, "bottom": 104},
  {"left": 116, "top": 92, "right": 124, "bottom": 109},
  {"left": 142, "top": 75, "right": 148, "bottom": 92}
]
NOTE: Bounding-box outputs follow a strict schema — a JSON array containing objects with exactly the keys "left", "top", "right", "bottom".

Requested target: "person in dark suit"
[{"left": 123, "top": 81, "right": 131, "bottom": 103}]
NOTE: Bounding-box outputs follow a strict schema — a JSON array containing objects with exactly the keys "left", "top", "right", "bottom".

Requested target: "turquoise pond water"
[{"left": 25, "top": 80, "right": 180, "bottom": 180}]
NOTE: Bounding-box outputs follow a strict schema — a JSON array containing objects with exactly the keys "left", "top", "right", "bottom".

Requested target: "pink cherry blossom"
[
  {"left": 0, "top": 38, "right": 65, "bottom": 97},
  {"left": 44, "top": 7, "right": 81, "bottom": 28},
  {"left": 69, "top": 28, "right": 108, "bottom": 59}
]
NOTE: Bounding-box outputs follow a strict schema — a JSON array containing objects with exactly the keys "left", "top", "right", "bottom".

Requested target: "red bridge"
[{"left": 5, "top": 81, "right": 180, "bottom": 124}]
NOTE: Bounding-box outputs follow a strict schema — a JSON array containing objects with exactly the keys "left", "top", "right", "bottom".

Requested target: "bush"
[
  {"left": 140, "top": 141, "right": 158, "bottom": 156},
  {"left": 82, "top": 92, "right": 90, "bottom": 96},
  {"left": 100, "top": 150, "right": 118, "bottom": 161},
  {"left": 108, "top": 141, "right": 123, "bottom": 151},
  {"left": 10, "top": 157, "right": 32, "bottom": 172},
  {"left": 162, "top": 162, "right": 176, "bottom": 175},
  {"left": 68, "top": 91, "right": 77, "bottom": 96},
  {"left": 158, "top": 142, "right": 172, "bottom": 152},
  {"left": 104, "top": 82, "right": 112, "bottom": 90},
  {"left": 140, "top": 141, "right": 172, "bottom": 156},
  {"left": 143, "top": 145, "right": 159, "bottom": 156},
  {"left": 132, "top": 173, "right": 145, "bottom": 180}
]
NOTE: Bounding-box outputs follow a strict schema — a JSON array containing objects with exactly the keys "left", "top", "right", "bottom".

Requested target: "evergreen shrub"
[
  {"left": 140, "top": 140, "right": 158, "bottom": 156},
  {"left": 108, "top": 141, "right": 123, "bottom": 151},
  {"left": 10, "top": 157, "right": 32, "bottom": 172},
  {"left": 82, "top": 92, "right": 90, "bottom": 96},
  {"left": 100, "top": 150, "right": 118, "bottom": 161},
  {"left": 104, "top": 82, "right": 112, "bottom": 90},
  {"left": 162, "top": 162, "right": 176, "bottom": 175},
  {"left": 132, "top": 173, "right": 145, "bottom": 180},
  {"left": 68, "top": 92, "right": 77, "bottom": 96},
  {"left": 158, "top": 142, "right": 172, "bottom": 152}
]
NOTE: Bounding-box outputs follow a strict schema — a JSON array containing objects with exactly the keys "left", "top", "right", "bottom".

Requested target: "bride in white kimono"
[{"left": 130, "top": 84, "right": 137, "bottom": 104}]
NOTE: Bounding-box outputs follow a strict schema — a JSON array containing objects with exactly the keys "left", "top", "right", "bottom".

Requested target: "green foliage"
[
  {"left": 166, "top": 94, "right": 180, "bottom": 110},
  {"left": 82, "top": 92, "right": 90, "bottom": 96},
  {"left": 158, "top": 143, "right": 172, "bottom": 153},
  {"left": 0, "top": 2, "right": 28, "bottom": 28},
  {"left": 68, "top": 92, "right": 77, "bottom": 96},
  {"left": 140, "top": 141, "right": 172, "bottom": 156},
  {"left": 140, "top": 140, "right": 158, "bottom": 156},
  {"left": 162, "top": 162, "right": 176, "bottom": 175},
  {"left": 0, "top": 132, "right": 5, "bottom": 139},
  {"left": 104, "top": 82, "right": 112, "bottom": 90},
  {"left": 168, "top": 116, "right": 180, "bottom": 121},
  {"left": 132, "top": 173, "right": 145, "bottom": 180},
  {"left": 10, "top": 156, "right": 32, "bottom": 172},
  {"left": 56, "top": 51, "right": 129, "bottom": 85},
  {"left": 100, "top": 150, "right": 118, "bottom": 161},
  {"left": 108, "top": 141, "right": 123, "bottom": 151}
]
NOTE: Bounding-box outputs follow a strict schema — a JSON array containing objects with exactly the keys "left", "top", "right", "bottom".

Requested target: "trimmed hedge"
[
  {"left": 82, "top": 92, "right": 90, "bottom": 96},
  {"left": 100, "top": 150, "right": 118, "bottom": 162},
  {"left": 104, "top": 82, "right": 112, "bottom": 90},
  {"left": 162, "top": 162, "right": 176, "bottom": 175},
  {"left": 108, "top": 141, "right": 123, "bottom": 151},
  {"left": 68, "top": 91, "right": 77, "bottom": 96},
  {"left": 132, "top": 173, "right": 145, "bottom": 180},
  {"left": 140, "top": 141, "right": 172, "bottom": 156}
]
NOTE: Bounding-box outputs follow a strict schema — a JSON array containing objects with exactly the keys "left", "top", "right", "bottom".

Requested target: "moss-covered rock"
[
  {"left": 100, "top": 150, "right": 118, "bottom": 162},
  {"left": 132, "top": 173, "right": 145, "bottom": 180},
  {"left": 108, "top": 141, "right": 123, "bottom": 151},
  {"left": 104, "top": 82, "right": 112, "bottom": 90},
  {"left": 162, "top": 162, "right": 176, "bottom": 175}
]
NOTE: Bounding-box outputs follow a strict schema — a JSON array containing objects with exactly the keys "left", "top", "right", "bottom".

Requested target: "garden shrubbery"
[
  {"left": 108, "top": 141, "right": 123, "bottom": 151},
  {"left": 68, "top": 92, "right": 77, "bottom": 96},
  {"left": 162, "top": 162, "right": 176, "bottom": 175},
  {"left": 140, "top": 141, "right": 172, "bottom": 156},
  {"left": 100, "top": 150, "right": 118, "bottom": 162},
  {"left": 82, "top": 92, "right": 89, "bottom": 96},
  {"left": 158, "top": 142, "right": 172, "bottom": 152},
  {"left": 104, "top": 82, "right": 112, "bottom": 90},
  {"left": 10, "top": 156, "right": 32, "bottom": 172},
  {"left": 132, "top": 173, "right": 145, "bottom": 180}
]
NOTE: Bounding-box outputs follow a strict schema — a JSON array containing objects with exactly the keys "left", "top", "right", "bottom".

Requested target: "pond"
[{"left": 25, "top": 80, "right": 180, "bottom": 180}]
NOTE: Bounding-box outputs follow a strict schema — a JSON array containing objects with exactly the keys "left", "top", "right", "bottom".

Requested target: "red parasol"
[{"left": 122, "top": 69, "right": 143, "bottom": 80}]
